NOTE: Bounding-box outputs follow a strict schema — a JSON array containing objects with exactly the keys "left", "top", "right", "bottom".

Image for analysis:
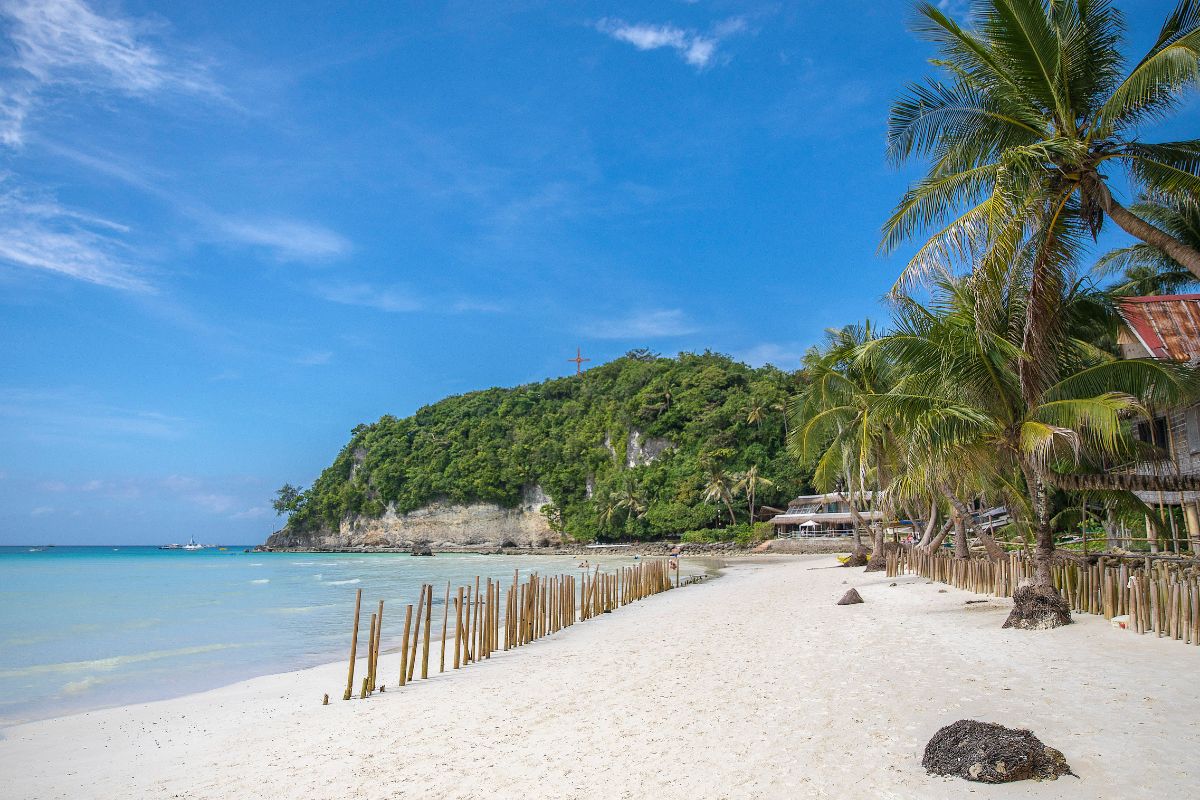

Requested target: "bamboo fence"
[
  {"left": 334, "top": 558, "right": 703, "bottom": 703},
  {"left": 886, "top": 547, "right": 1200, "bottom": 646}
]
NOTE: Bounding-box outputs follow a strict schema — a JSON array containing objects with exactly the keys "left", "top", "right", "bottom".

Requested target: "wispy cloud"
[
  {"left": 314, "top": 282, "right": 424, "bottom": 313},
  {"left": 313, "top": 280, "right": 507, "bottom": 315},
  {"left": 215, "top": 218, "right": 351, "bottom": 263},
  {"left": 589, "top": 309, "right": 699, "bottom": 339},
  {"left": 0, "top": 388, "right": 186, "bottom": 442},
  {"left": 0, "top": 178, "right": 148, "bottom": 290},
  {"left": 0, "top": 0, "right": 219, "bottom": 146},
  {"left": 596, "top": 17, "right": 747, "bottom": 69}
]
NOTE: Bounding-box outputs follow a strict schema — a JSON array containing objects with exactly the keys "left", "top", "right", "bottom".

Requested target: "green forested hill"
[{"left": 278, "top": 351, "right": 807, "bottom": 540}]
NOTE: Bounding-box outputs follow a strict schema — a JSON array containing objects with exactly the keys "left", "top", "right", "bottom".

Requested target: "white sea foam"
[
  {"left": 0, "top": 643, "right": 244, "bottom": 680},
  {"left": 62, "top": 675, "right": 101, "bottom": 695},
  {"left": 250, "top": 579, "right": 270, "bottom": 585},
  {"left": 323, "top": 578, "right": 360, "bottom": 586}
]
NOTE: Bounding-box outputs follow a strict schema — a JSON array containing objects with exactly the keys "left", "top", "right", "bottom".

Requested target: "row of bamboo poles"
[
  {"left": 338, "top": 559, "right": 693, "bottom": 703},
  {"left": 885, "top": 546, "right": 1200, "bottom": 646}
]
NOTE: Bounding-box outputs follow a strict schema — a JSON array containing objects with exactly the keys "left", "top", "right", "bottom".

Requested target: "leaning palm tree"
[
  {"left": 702, "top": 470, "right": 738, "bottom": 526},
  {"left": 733, "top": 465, "right": 774, "bottom": 524},
  {"left": 884, "top": 0, "right": 1200, "bottom": 282},
  {"left": 872, "top": 270, "right": 1199, "bottom": 626},
  {"left": 1096, "top": 194, "right": 1200, "bottom": 295},
  {"left": 791, "top": 322, "right": 906, "bottom": 570}
]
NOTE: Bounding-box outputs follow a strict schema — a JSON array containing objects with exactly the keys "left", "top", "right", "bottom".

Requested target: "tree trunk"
[
  {"left": 952, "top": 513, "right": 970, "bottom": 559},
  {"left": 837, "top": 490, "right": 868, "bottom": 548},
  {"left": 1103, "top": 504, "right": 1119, "bottom": 551},
  {"left": 1097, "top": 181, "right": 1200, "bottom": 278},
  {"left": 1003, "top": 464, "right": 1072, "bottom": 630},
  {"left": 925, "top": 519, "right": 955, "bottom": 551},
  {"left": 918, "top": 505, "right": 939, "bottom": 547},
  {"left": 975, "top": 525, "right": 1007, "bottom": 560},
  {"left": 865, "top": 524, "right": 888, "bottom": 572}
]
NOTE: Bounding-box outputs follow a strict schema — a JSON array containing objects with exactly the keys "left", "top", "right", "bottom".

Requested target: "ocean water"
[{"left": 0, "top": 546, "right": 696, "bottom": 726}]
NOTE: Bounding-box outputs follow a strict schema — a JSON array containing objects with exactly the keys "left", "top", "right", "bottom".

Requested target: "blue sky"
[{"left": 0, "top": 0, "right": 1195, "bottom": 544}]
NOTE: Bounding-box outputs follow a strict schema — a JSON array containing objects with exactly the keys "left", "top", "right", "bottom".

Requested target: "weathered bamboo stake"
[
  {"left": 471, "top": 576, "right": 481, "bottom": 659},
  {"left": 398, "top": 603, "right": 412, "bottom": 686},
  {"left": 422, "top": 583, "right": 432, "bottom": 678},
  {"left": 461, "top": 585, "right": 473, "bottom": 663},
  {"left": 364, "top": 611, "right": 377, "bottom": 695},
  {"left": 440, "top": 580, "right": 450, "bottom": 673},
  {"left": 372, "top": 599, "right": 385, "bottom": 690},
  {"left": 453, "top": 590, "right": 462, "bottom": 669},
  {"left": 408, "top": 583, "right": 426, "bottom": 682},
  {"left": 343, "top": 588, "right": 363, "bottom": 700}
]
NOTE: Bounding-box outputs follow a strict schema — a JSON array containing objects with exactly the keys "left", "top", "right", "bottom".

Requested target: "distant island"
[{"left": 266, "top": 351, "right": 806, "bottom": 550}]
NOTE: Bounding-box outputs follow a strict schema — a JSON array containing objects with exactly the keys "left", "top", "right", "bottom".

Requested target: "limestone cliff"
[{"left": 265, "top": 486, "right": 558, "bottom": 550}]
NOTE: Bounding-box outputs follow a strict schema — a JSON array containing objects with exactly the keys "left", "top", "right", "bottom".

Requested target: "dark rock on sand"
[
  {"left": 837, "top": 588, "right": 864, "bottom": 605},
  {"left": 1002, "top": 584, "right": 1073, "bottom": 630},
  {"left": 922, "top": 719, "right": 1074, "bottom": 783},
  {"left": 843, "top": 547, "right": 869, "bottom": 568}
]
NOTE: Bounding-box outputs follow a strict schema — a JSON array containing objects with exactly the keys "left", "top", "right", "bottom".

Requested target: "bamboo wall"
[
  {"left": 338, "top": 559, "right": 703, "bottom": 703},
  {"left": 885, "top": 547, "right": 1200, "bottom": 646}
]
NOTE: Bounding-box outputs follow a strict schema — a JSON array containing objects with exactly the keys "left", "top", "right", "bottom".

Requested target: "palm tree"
[
  {"left": 746, "top": 402, "right": 767, "bottom": 428},
  {"left": 733, "top": 465, "right": 774, "bottom": 523},
  {"left": 791, "top": 322, "right": 905, "bottom": 570},
  {"left": 1096, "top": 195, "right": 1200, "bottom": 295},
  {"left": 702, "top": 470, "right": 738, "bottom": 526},
  {"left": 872, "top": 271, "right": 1199, "bottom": 626},
  {"left": 884, "top": 1, "right": 1200, "bottom": 281},
  {"left": 612, "top": 480, "right": 648, "bottom": 525}
]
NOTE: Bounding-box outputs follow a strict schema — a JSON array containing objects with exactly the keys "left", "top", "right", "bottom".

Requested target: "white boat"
[{"left": 182, "top": 536, "right": 204, "bottom": 551}]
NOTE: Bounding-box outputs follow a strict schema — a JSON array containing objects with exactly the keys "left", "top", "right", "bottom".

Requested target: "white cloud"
[
  {"left": 596, "top": 16, "right": 747, "bottom": 69},
  {"left": 314, "top": 282, "right": 424, "bottom": 313},
  {"left": 0, "top": 388, "right": 185, "bottom": 442},
  {"left": 589, "top": 309, "right": 699, "bottom": 339},
  {"left": 0, "top": 0, "right": 219, "bottom": 146},
  {"left": 30, "top": 505, "right": 54, "bottom": 516},
  {"left": 0, "top": 178, "right": 149, "bottom": 291},
  {"left": 216, "top": 218, "right": 351, "bottom": 263}
]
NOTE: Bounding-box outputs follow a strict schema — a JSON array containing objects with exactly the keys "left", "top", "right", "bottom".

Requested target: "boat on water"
[{"left": 160, "top": 536, "right": 208, "bottom": 551}]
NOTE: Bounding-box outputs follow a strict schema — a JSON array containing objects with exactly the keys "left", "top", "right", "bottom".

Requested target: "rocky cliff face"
[{"left": 265, "top": 485, "right": 558, "bottom": 550}]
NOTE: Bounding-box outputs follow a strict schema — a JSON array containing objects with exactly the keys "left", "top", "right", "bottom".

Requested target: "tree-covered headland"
[{"left": 276, "top": 351, "right": 807, "bottom": 541}]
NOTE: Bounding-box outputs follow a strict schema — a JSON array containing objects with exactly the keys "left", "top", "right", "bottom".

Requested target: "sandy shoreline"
[{"left": 2, "top": 555, "right": 1196, "bottom": 799}]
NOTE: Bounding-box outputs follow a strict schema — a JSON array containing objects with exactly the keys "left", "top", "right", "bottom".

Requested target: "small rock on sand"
[{"left": 837, "top": 588, "right": 863, "bottom": 605}]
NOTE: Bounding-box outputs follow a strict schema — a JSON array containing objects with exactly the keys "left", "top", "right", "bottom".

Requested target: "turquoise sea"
[{"left": 0, "top": 546, "right": 689, "bottom": 726}]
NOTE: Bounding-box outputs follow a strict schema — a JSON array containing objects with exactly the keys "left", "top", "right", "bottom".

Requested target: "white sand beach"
[{"left": 2, "top": 555, "right": 1196, "bottom": 799}]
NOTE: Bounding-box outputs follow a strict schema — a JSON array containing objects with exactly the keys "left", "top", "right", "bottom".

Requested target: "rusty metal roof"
[{"left": 1117, "top": 295, "right": 1200, "bottom": 362}]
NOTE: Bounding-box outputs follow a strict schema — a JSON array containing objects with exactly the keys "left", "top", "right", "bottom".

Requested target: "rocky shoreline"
[{"left": 253, "top": 537, "right": 860, "bottom": 557}]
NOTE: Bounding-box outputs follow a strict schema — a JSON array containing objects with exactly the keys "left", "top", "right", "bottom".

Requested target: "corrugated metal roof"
[{"left": 1117, "top": 295, "right": 1200, "bottom": 362}]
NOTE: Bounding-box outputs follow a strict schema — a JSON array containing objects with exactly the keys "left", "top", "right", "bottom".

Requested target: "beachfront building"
[
  {"left": 769, "top": 492, "right": 883, "bottom": 537},
  {"left": 1115, "top": 294, "right": 1200, "bottom": 549}
]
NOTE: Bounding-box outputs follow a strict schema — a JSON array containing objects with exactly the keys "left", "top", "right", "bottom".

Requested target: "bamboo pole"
[
  {"left": 440, "top": 580, "right": 450, "bottom": 673},
  {"left": 422, "top": 583, "right": 432, "bottom": 679},
  {"left": 370, "top": 599, "right": 384, "bottom": 691},
  {"left": 343, "top": 588, "right": 362, "bottom": 701},
  {"left": 365, "top": 611, "right": 377, "bottom": 694},
  {"left": 398, "top": 604, "right": 412, "bottom": 687},
  {"left": 408, "top": 583, "right": 426, "bottom": 683},
  {"left": 453, "top": 588, "right": 463, "bottom": 669}
]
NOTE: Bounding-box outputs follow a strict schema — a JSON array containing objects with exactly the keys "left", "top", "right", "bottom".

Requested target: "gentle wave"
[
  {"left": 322, "top": 578, "right": 360, "bottom": 586},
  {"left": 0, "top": 643, "right": 245, "bottom": 679},
  {"left": 62, "top": 675, "right": 104, "bottom": 695},
  {"left": 250, "top": 578, "right": 270, "bottom": 584}
]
